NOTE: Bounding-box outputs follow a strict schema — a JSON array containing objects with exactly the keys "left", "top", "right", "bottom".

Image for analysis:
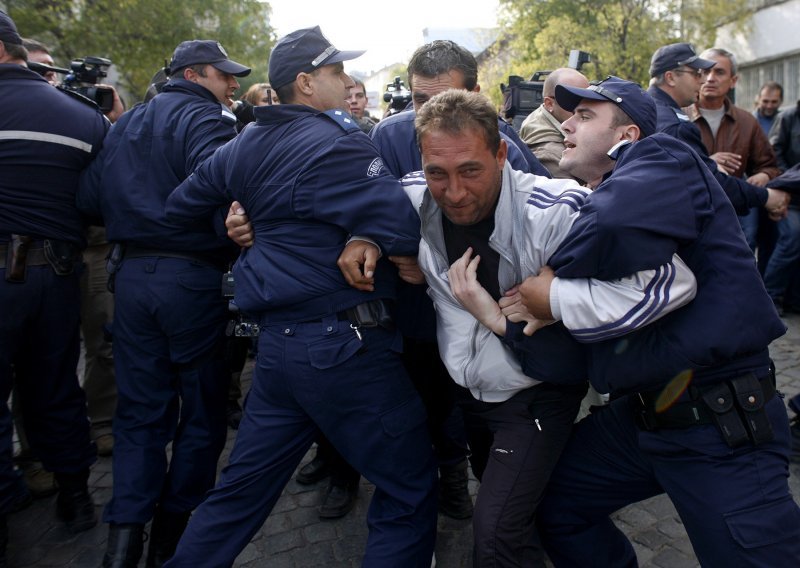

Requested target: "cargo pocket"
[
  {"left": 725, "top": 495, "right": 800, "bottom": 551},
  {"left": 307, "top": 333, "right": 363, "bottom": 370},
  {"left": 381, "top": 396, "right": 428, "bottom": 438}
]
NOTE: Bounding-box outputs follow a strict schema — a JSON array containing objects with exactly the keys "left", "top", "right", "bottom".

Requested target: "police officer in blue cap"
[
  {"left": 162, "top": 26, "right": 437, "bottom": 567},
  {"left": 647, "top": 43, "right": 790, "bottom": 221},
  {"left": 78, "top": 39, "right": 250, "bottom": 567},
  {"left": 514, "top": 76, "right": 800, "bottom": 566},
  {"left": 0, "top": 10, "right": 107, "bottom": 558}
]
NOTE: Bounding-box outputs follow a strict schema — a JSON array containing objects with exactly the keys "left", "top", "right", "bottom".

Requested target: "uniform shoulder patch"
[
  {"left": 220, "top": 104, "right": 237, "bottom": 125},
  {"left": 673, "top": 108, "right": 690, "bottom": 122},
  {"left": 367, "top": 157, "right": 385, "bottom": 177},
  {"left": 323, "top": 109, "right": 360, "bottom": 131}
]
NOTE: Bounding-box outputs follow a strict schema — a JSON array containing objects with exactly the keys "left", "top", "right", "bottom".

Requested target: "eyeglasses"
[{"left": 671, "top": 68, "right": 704, "bottom": 78}]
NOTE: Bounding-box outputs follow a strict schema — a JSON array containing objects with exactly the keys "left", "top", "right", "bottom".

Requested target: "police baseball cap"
[
  {"left": 649, "top": 43, "right": 715, "bottom": 77},
  {"left": 555, "top": 76, "right": 657, "bottom": 139},
  {"left": 0, "top": 11, "right": 22, "bottom": 46},
  {"left": 168, "top": 40, "right": 251, "bottom": 77},
  {"left": 268, "top": 26, "right": 364, "bottom": 90}
]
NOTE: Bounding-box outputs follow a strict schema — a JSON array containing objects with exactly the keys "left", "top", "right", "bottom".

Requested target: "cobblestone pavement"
[{"left": 7, "top": 316, "right": 800, "bottom": 567}]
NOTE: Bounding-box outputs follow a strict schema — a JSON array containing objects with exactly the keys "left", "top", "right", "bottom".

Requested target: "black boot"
[
  {"left": 438, "top": 460, "right": 474, "bottom": 519},
  {"left": 145, "top": 507, "right": 191, "bottom": 567},
  {"left": 318, "top": 481, "right": 358, "bottom": 520},
  {"left": 103, "top": 524, "right": 144, "bottom": 568},
  {"left": 296, "top": 451, "right": 330, "bottom": 485},
  {"left": 54, "top": 470, "right": 97, "bottom": 533}
]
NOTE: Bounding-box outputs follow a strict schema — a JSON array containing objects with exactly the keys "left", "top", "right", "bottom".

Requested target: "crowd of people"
[{"left": 2, "top": 8, "right": 800, "bottom": 567}]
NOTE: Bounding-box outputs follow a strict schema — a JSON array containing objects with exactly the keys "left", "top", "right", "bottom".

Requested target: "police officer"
[
  {"left": 0, "top": 9, "right": 107, "bottom": 559},
  {"left": 77, "top": 40, "right": 250, "bottom": 567},
  {"left": 646, "top": 42, "right": 789, "bottom": 219},
  {"left": 162, "top": 26, "right": 438, "bottom": 567},
  {"left": 524, "top": 77, "right": 800, "bottom": 566}
]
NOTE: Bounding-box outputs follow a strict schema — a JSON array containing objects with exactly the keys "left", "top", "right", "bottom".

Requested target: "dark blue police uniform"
[
  {"left": 648, "top": 85, "right": 769, "bottom": 215},
  {"left": 163, "top": 103, "right": 438, "bottom": 567},
  {"left": 77, "top": 78, "right": 238, "bottom": 526},
  {"left": 537, "top": 133, "right": 800, "bottom": 566},
  {"left": 0, "top": 63, "right": 106, "bottom": 513}
]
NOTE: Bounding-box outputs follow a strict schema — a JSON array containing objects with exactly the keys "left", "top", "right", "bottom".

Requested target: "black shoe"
[
  {"left": 438, "top": 460, "right": 474, "bottom": 520},
  {"left": 318, "top": 482, "right": 358, "bottom": 519},
  {"left": 146, "top": 508, "right": 191, "bottom": 567},
  {"left": 54, "top": 471, "right": 97, "bottom": 534},
  {"left": 103, "top": 524, "right": 145, "bottom": 568},
  {"left": 296, "top": 454, "right": 330, "bottom": 485},
  {"left": 226, "top": 400, "right": 243, "bottom": 430}
]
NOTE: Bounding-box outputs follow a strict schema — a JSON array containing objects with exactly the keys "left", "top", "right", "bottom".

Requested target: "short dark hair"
[
  {"left": 407, "top": 40, "right": 477, "bottom": 91},
  {"left": 21, "top": 37, "right": 50, "bottom": 55},
  {"left": 416, "top": 89, "right": 500, "bottom": 154},
  {"left": 759, "top": 81, "right": 783, "bottom": 101},
  {"left": 1, "top": 39, "right": 27, "bottom": 61}
]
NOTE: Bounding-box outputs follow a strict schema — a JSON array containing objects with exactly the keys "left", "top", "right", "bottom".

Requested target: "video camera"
[
  {"left": 60, "top": 56, "right": 115, "bottom": 113},
  {"left": 501, "top": 49, "right": 591, "bottom": 132},
  {"left": 383, "top": 76, "right": 412, "bottom": 115},
  {"left": 221, "top": 272, "right": 260, "bottom": 337}
]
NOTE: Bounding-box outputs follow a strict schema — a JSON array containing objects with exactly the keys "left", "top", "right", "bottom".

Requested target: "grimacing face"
[
  {"left": 421, "top": 127, "right": 507, "bottom": 226},
  {"left": 559, "top": 100, "right": 630, "bottom": 184},
  {"left": 309, "top": 62, "right": 351, "bottom": 112}
]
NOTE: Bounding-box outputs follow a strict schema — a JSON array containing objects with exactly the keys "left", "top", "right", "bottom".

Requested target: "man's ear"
[
  {"left": 542, "top": 96, "right": 555, "bottom": 113},
  {"left": 730, "top": 73, "right": 739, "bottom": 89},
  {"left": 622, "top": 124, "right": 640, "bottom": 142},
  {"left": 473, "top": 83, "right": 481, "bottom": 93},
  {"left": 496, "top": 139, "right": 508, "bottom": 168},
  {"left": 296, "top": 72, "right": 313, "bottom": 96}
]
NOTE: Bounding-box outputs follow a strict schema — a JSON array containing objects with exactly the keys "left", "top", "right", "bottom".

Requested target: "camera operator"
[
  {"left": 77, "top": 38, "right": 250, "bottom": 567},
  {"left": 0, "top": 10, "right": 109, "bottom": 561}
]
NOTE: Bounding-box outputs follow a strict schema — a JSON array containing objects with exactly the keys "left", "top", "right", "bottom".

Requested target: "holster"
[
  {"left": 5, "top": 234, "right": 32, "bottom": 282},
  {"left": 43, "top": 239, "right": 80, "bottom": 276},
  {"left": 105, "top": 243, "right": 125, "bottom": 293}
]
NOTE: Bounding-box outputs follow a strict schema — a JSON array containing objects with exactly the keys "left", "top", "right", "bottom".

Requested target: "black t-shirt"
[{"left": 442, "top": 208, "right": 502, "bottom": 301}]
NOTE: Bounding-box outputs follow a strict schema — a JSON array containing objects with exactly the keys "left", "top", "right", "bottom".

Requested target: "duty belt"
[{"left": 631, "top": 370, "right": 777, "bottom": 447}]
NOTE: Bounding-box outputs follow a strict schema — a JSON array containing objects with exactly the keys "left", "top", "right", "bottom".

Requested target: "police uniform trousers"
[
  {"left": 104, "top": 257, "right": 228, "bottom": 524},
  {"left": 538, "top": 389, "right": 800, "bottom": 567},
  {"left": 0, "top": 264, "right": 96, "bottom": 514},
  {"left": 459, "top": 382, "right": 586, "bottom": 568},
  {"left": 166, "top": 315, "right": 438, "bottom": 568}
]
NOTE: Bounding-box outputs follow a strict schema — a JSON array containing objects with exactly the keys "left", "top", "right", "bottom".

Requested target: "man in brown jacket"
[{"left": 684, "top": 47, "right": 782, "bottom": 256}]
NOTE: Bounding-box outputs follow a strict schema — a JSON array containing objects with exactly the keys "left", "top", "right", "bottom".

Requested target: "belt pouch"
[
  {"left": 43, "top": 239, "right": 79, "bottom": 276},
  {"left": 700, "top": 382, "right": 749, "bottom": 448},
  {"left": 729, "top": 374, "right": 774, "bottom": 445},
  {"left": 5, "top": 234, "right": 31, "bottom": 282}
]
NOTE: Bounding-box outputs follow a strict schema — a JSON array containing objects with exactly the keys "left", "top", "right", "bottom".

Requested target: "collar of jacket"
[
  {"left": 647, "top": 84, "right": 683, "bottom": 110},
  {"left": 684, "top": 97, "right": 735, "bottom": 123},
  {"left": 0, "top": 62, "right": 49, "bottom": 82}
]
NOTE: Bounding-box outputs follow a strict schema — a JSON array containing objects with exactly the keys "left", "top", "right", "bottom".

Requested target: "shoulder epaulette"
[
  {"left": 220, "top": 104, "right": 236, "bottom": 125},
  {"left": 322, "top": 109, "right": 360, "bottom": 131},
  {"left": 673, "top": 108, "right": 691, "bottom": 122}
]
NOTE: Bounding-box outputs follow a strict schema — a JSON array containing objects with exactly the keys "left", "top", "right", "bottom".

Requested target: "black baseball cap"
[
  {"left": 649, "top": 43, "right": 715, "bottom": 78},
  {"left": 168, "top": 40, "right": 251, "bottom": 77},
  {"left": 0, "top": 11, "right": 22, "bottom": 46},
  {"left": 268, "top": 26, "right": 364, "bottom": 90},
  {"left": 555, "top": 76, "right": 657, "bottom": 139}
]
